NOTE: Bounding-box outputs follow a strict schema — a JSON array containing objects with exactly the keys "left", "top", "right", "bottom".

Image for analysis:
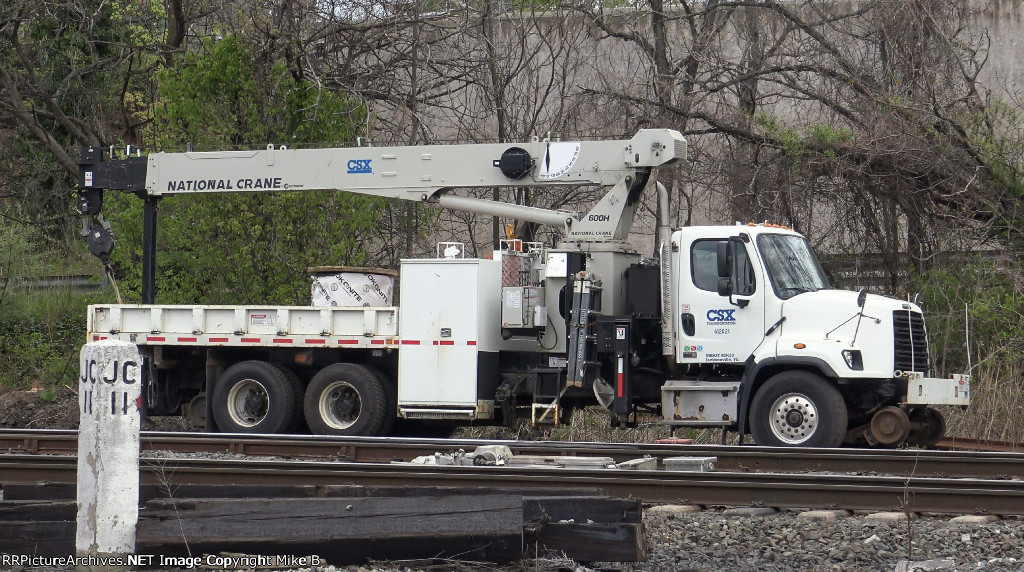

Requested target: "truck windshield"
[{"left": 757, "top": 234, "right": 830, "bottom": 299}]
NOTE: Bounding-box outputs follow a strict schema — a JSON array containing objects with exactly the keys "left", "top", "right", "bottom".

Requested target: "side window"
[
  {"left": 691, "top": 240, "right": 756, "bottom": 295},
  {"left": 691, "top": 241, "right": 721, "bottom": 292}
]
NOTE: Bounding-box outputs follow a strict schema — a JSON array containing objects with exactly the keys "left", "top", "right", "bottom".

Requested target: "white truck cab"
[{"left": 661, "top": 224, "right": 969, "bottom": 447}]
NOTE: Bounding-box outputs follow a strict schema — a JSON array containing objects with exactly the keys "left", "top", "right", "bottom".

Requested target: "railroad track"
[
  {"left": 2, "top": 429, "right": 1023, "bottom": 479},
  {"left": 2, "top": 429, "right": 1024, "bottom": 516},
  {"left": 3, "top": 452, "right": 1024, "bottom": 516}
]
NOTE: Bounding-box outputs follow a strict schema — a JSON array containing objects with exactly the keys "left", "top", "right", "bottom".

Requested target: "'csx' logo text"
[
  {"left": 707, "top": 309, "right": 736, "bottom": 322},
  {"left": 347, "top": 159, "right": 372, "bottom": 174}
]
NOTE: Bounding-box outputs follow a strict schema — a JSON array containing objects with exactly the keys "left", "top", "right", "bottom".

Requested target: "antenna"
[{"left": 965, "top": 302, "right": 972, "bottom": 374}]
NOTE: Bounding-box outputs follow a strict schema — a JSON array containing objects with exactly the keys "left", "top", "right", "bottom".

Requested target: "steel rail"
[
  {"left": 2, "top": 429, "right": 1024, "bottom": 479},
  {"left": 2, "top": 453, "right": 1023, "bottom": 515},
  {"left": 936, "top": 436, "right": 1023, "bottom": 453}
]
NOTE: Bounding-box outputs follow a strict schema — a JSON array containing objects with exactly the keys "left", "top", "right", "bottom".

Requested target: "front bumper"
[{"left": 904, "top": 372, "right": 970, "bottom": 406}]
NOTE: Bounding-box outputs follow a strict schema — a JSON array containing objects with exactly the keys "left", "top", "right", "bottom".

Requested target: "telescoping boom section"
[{"left": 79, "top": 129, "right": 687, "bottom": 245}]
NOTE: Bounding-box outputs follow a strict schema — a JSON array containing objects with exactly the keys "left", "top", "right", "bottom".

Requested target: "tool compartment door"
[{"left": 397, "top": 258, "right": 500, "bottom": 407}]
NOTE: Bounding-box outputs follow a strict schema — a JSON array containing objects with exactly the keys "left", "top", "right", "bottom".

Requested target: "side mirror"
[
  {"left": 716, "top": 238, "right": 749, "bottom": 308},
  {"left": 717, "top": 277, "right": 733, "bottom": 297},
  {"left": 717, "top": 241, "right": 731, "bottom": 279}
]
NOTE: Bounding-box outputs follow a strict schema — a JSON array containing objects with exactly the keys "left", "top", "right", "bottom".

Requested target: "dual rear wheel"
[{"left": 211, "top": 360, "right": 394, "bottom": 436}]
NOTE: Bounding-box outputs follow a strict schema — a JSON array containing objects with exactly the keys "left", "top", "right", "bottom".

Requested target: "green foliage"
[
  {"left": 0, "top": 287, "right": 100, "bottom": 390},
  {"left": 151, "top": 36, "right": 364, "bottom": 148},
  {"left": 912, "top": 256, "right": 1024, "bottom": 376},
  {"left": 965, "top": 99, "right": 1024, "bottom": 248},
  {"left": 106, "top": 191, "right": 381, "bottom": 305},
  {"left": 0, "top": 218, "right": 100, "bottom": 285},
  {"left": 0, "top": 214, "right": 102, "bottom": 390},
  {"left": 754, "top": 113, "right": 855, "bottom": 160},
  {"left": 106, "top": 35, "right": 378, "bottom": 305}
]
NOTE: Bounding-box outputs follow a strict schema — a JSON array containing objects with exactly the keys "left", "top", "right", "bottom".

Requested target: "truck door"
[{"left": 676, "top": 236, "right": 766, "bottom": 365}]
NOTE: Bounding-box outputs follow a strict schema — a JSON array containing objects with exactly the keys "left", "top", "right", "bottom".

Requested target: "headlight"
[{"left": 842, "top": 349, "right": 863, "bottom": 370}]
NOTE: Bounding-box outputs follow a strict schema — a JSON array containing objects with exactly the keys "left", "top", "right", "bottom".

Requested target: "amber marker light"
[{"left": 794, "top": 343, "right": 807, "bottom": 349}]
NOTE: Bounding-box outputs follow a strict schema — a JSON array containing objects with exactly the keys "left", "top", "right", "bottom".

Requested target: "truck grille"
[{"left": 893, "top": 310, "right": 929, "bottom": 373}]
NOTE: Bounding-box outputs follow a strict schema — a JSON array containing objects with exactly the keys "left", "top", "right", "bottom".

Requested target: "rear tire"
[
  {"left": 360, "top": 365, "right": 397, "bottom": 436},
  {"left": 211, "top": 361, "right": 296, "bottom": 434},
  {"left": 304, "top": 363, "right": 388, "bottom": 436},
  {"left": 750, "top": 371, "right": 847, "bottom": 448},
  {"left": 278, "top": 366, "right": 307, "bottom": 433}
]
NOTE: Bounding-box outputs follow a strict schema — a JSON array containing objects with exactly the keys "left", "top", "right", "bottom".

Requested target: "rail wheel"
[
  {"left": 304, "top": 363, "right": 387, "bottom": 436},
  {"left": 906, "top": 407, "right": 946, "bottom": 448},
  {"left": 869, "top": 406, "right": 911, "bottom": 447},
  {"left": 211, "top": 361, "right": 296, "bottom": 434},
  {"left": 750, "top": 371, "right": 847, "bottom": 448}
]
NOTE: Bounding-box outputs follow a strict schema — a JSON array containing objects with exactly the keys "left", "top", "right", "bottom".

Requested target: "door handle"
[{"left": 681, "top": 313, "right": 696, "bottom": 336}]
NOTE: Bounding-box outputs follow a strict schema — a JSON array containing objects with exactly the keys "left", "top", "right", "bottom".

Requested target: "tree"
[
  {"left": 0, "top": 0, "right": 203, "bottom": 236},
  {"left": 106, "top": 34, "right": 379, "bottom": 305},
  {"left": 572, "top": 0, "right": 1020, "bottom": 292}
]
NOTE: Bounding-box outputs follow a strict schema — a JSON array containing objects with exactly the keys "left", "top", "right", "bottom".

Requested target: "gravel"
[{"left": 626, "top": 506, "right": 1024, "bottom": 572}]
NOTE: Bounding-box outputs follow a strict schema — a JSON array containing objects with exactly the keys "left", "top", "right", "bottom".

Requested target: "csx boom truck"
[{"left": 78, "top": 129, "right": 969, "bottom": 447}]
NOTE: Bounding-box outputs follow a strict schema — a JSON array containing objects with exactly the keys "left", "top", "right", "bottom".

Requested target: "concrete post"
[{"left": 76, "top": 339, "right": 142, "bottom": 571}]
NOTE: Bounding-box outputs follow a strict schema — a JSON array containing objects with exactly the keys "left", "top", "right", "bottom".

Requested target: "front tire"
[
  {"left": 750, "top": 371, "right": 847, "bottom": 448},
  {"left": 304, "top": 363, "right": 388, "bottom": 436},
  {"left": 211, "top": 361, "right": 296, "bottom": 434}
]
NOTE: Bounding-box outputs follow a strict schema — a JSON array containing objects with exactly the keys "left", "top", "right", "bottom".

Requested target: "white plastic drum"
[{"left": 309, "top": 266, "right": 397, "bottom": 307}]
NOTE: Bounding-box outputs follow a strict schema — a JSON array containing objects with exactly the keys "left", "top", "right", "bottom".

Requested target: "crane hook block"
[
  {"left": 493, "top": 147, "right": 534, "bottom": 180},
  {"left": 86, "top": 223, "right": 114, "bottom": 264}
]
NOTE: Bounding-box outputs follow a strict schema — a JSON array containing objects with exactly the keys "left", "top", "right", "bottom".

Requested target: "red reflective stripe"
[
  {"left": 401, "top": 340, "right": 420, "bottom": 345},
  {"left": 93, "top": 335, "right": 100, "bottom": 341},
  {"left": 146, "top": 336, "right": 165, "bottom": 342},
  {"left": 177, "top": 337, "right": 197, "bottom": 342},
  {"left": 241, "top": 338, "right": 261, "bottom": 343},
  {"left": 305, "top": 339, "right": 326, "bottom": 344},
  {"left": 210, "top": 337, "right": 229, "bottom": 343},
  {"left": 433, "top": 340, "right": 439, "bottom": 345},
  {"left": 467, "top": 341, "right": 477, "bottom": 346},
  {"left": 339, "top": 339, "right": 360, "bottom": 345},
  {"left": 272, "top": 338, "right": 294, "bottom": 344},
  {"left": 370, "top": 339, "right": 385, "bottom": 345},
  {"left": 617, "top": 358, "right": 624, "bottom": 398},
  {"left": 439, "top": 340, "right": 455, "bottom": 346}
]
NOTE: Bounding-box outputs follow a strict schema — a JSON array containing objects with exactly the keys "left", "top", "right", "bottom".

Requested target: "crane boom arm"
[{"left": 79, "top": 129, "right": 685, "bottom": 240}]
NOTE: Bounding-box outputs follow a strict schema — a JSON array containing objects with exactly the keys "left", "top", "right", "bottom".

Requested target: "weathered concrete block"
[
  {"left": 798, "top": 509, "right": 852, "bottom": 521},
  {"left": 722, "top": 507, "right": 778, "bottom": 518},
  {"left": 950, "top": 514, "right": 1000, "bottom": 524},
  {"left": 864, "top": 511, "right": 915, "bottom": 522},
  {"left": 76, "top": 339, "right": 142, "bottom": 571},
  {"left": 615, "top": 457, "right": 657, "bottom": 470},
  {"left": 662, "top": 456, "right": 717, "bottom": 472},
  {"left": 646, "top": 504, "right": 704, "bottom": 516}
]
